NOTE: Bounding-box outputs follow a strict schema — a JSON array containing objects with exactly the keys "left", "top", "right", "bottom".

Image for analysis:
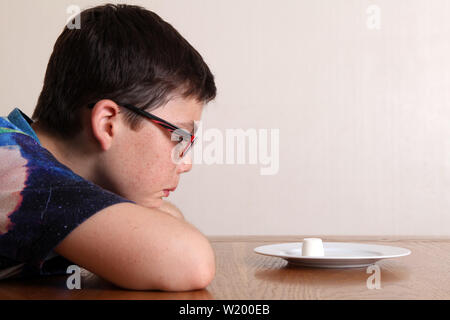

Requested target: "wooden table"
[{"left": 0, "top": 236, "right": 449, "bottom": 299}]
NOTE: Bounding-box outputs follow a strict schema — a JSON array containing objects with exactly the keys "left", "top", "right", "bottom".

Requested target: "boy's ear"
[{"left": 90, "top": 100, "right": 122, "bottom": 151}]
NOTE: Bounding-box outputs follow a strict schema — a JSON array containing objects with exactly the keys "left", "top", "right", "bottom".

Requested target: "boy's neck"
[{"left": 31, "top": 121, "right": 98, "bottom": 183}]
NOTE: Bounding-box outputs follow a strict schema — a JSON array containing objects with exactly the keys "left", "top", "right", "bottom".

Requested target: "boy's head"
[{"left": 31, "top": 4, "right": 216, "bottom": 207}]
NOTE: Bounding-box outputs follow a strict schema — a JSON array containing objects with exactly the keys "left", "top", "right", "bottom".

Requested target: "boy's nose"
[{"left": 177, "top": 153, "right": 193, "bottom": 174}]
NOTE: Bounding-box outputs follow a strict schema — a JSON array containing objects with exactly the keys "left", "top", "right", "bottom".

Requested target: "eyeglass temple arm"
[
  {"left": 121, "top": 104, "right": 193, "bottom": 138},
  {"left": 88, "top": 102, "right": 191, "bottom": 138}
]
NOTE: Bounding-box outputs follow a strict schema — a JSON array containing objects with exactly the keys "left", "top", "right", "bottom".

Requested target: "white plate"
[{"left": 254, "top": 242, "right": 411, "bottom": 268}]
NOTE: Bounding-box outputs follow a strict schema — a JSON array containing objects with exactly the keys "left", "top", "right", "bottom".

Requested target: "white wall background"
[{"left": 1, "top": 0, "right": 449, "bottom": 236}]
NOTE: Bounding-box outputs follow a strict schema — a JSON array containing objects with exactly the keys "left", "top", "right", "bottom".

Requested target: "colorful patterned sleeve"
[{"left": 0, "top": 124, "right": 134, "bottom": 279}]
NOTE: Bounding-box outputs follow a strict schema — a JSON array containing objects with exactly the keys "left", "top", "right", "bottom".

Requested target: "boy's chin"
[{"left": 138, "top": 197, "right": 164, "bottom": 209}]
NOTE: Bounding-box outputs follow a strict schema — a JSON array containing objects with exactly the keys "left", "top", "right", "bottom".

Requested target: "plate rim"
[{"left": 253, "top": 241, "right": 411, "bottom": 260}]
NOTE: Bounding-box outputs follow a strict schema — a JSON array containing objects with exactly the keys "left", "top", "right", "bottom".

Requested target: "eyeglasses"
[{"left": 88, "top": 103, "right": 196, "bottom": 159}]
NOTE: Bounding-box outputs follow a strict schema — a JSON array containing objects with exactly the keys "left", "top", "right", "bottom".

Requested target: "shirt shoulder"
[{"left": 0, "top": 115, "right": 133, "bottom": 279}]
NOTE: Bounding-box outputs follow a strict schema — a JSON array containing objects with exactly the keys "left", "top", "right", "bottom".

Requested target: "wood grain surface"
[{"left": 0, "top": 236, "right": 449, "bottom": 299}]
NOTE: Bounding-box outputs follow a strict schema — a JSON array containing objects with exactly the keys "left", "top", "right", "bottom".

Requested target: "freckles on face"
[
  {"left": 131, "top": 125, "right": 178, "bottom": 188},
  {"left": 114, "top": 96, "right": 203, "bottom": 206}
]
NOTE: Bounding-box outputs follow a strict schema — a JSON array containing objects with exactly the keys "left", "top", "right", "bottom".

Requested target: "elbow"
[
  {"left": 107, "top": 255, "right": 215, "bottom": 292},
  {"left": 191, "top": 250, "right": 216, "bottom": 290},
  {"left": 159, "top": 241, "right": 216, "bottom": 292},
  {"left": 117, "top": 237, "right": 216, "bottom": 292},
  {"left": 192, "top": 237, "right": 216, "bottom": 289}
]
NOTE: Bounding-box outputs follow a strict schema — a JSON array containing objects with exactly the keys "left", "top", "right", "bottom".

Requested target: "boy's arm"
[{"left": 53, "top": 202, "right": 215, "bottom": 291}]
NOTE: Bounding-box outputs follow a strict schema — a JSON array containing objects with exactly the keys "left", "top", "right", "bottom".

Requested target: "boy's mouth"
[{"left": 163, "top": 187, "right": 176, "bottom": 197}]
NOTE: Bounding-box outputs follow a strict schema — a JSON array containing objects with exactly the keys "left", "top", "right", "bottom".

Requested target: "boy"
[{"left": 0, "top": 4, "right": 217, "bottom": 291}]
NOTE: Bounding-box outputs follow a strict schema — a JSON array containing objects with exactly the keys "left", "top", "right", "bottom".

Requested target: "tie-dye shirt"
[{"left": 0, "top": 108, "right": 133, "bottom": 279}]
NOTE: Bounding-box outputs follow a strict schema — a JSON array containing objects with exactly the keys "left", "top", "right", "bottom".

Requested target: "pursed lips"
[{"left": 162, "top": 187, "right": 177, "bottom": 197}]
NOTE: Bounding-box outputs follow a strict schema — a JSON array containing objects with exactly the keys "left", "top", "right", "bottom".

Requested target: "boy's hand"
[{"left": 158, "top": 200, "right": 185, "bottom": 221}]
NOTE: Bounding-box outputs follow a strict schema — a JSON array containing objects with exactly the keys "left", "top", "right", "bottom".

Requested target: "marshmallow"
[{"left": 302, "top": 238, "right": 325, "bottom": 256}]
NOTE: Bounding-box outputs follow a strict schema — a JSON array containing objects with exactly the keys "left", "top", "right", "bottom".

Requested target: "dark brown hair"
[{"left": 32, "top": 3, "right": 216, "bottom": 138}]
